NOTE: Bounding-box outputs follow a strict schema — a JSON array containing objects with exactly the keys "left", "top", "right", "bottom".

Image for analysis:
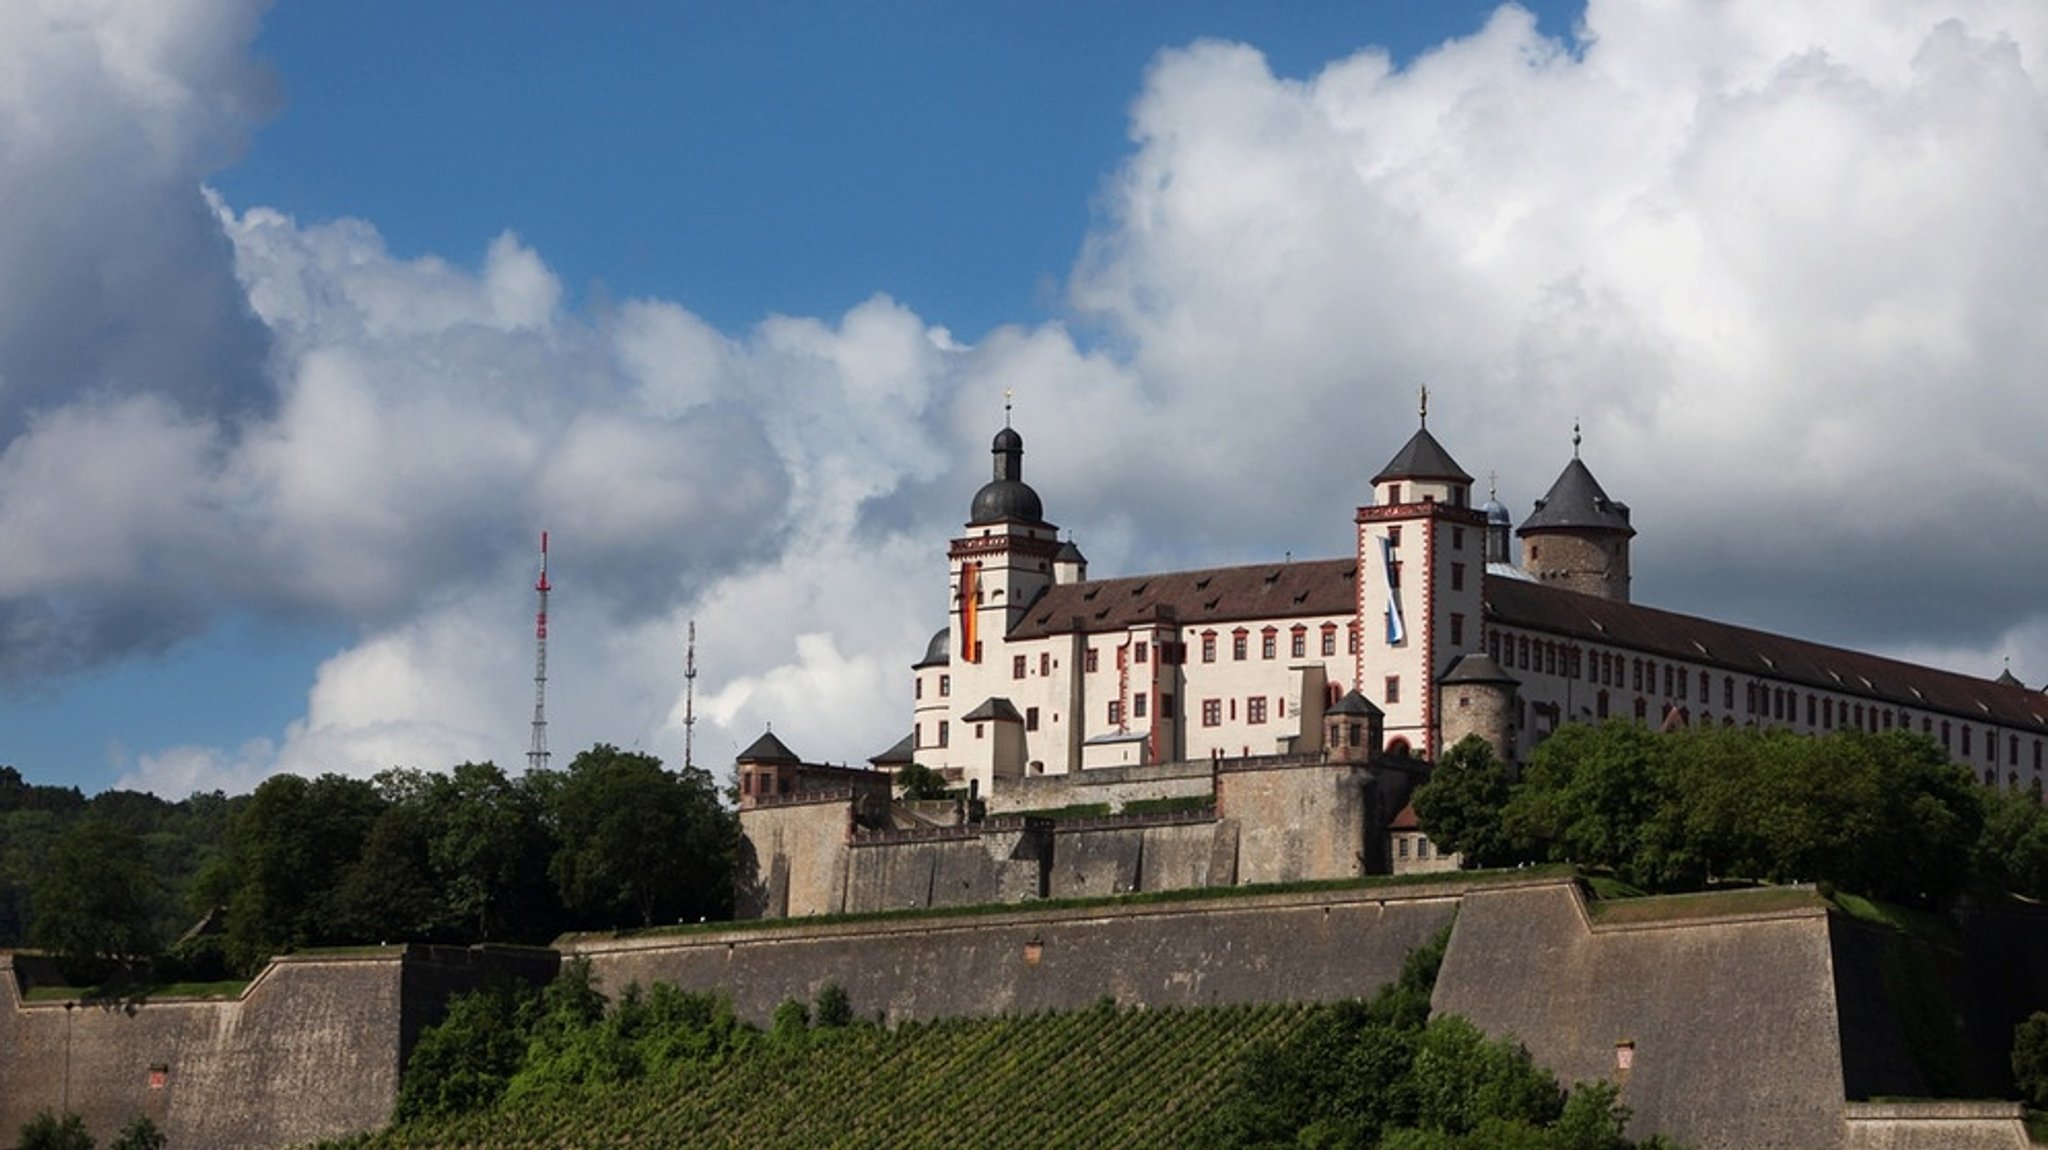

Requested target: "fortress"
[
  {"left": 11, "top": 403, "right": 2048, "bottom": 1150},
  {"left": 736, "top": 398, "right": 2048, "bottom": 917}
]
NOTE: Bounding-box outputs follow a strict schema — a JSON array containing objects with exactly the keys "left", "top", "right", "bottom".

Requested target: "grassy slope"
[{"left": 311, "top": 1002, "right": 1315, "bottom": 1150}]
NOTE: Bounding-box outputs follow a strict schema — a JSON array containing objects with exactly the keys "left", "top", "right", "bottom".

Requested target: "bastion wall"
[{"left": 0, "top": 945, "right": 555, "bottom": 1150}]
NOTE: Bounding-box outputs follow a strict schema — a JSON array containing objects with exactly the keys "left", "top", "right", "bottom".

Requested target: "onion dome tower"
[
  {"left": 1518, "top": 423, "right": 1634, "bottom": 602},
  {"left": 949, "top": 401, "right": 1061, "bottom": 664},
  {"left": 1481, "top": 474, "right": 1514, "bottom": 566}
]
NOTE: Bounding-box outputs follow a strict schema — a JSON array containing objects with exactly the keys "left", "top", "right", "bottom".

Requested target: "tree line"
[
  {"left": 1414, "top": 722, "right": 2048, "bottom": 907},
  {"left": 5, "top": 746, "right": 736, "bottom": 982}
]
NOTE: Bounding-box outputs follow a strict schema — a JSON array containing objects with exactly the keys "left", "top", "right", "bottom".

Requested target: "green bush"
[
  {"left": 2013, "top": 1011, "right": 2048, "bottom": 1107},
  {"left": 108, "top": 1116, "right": 165, "bottom": 1150},
  {"left": 18, "top": 1110, "right": 93, "bottom": 1150},
  {"left": 813, "top": 983, "right": 853, "bottom": 1028}
]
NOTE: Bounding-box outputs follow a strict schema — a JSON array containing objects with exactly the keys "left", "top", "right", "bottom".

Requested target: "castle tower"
[
  {"left": 949, "top": 423, "right": 1061, "bottom": 661},
  {"left": 1355, "top": 392, "right": 1487, "bottom": 760},
  {"left": 1482, "top": 475, "right": 1514, "bottom": 566},
  {"left": 1437, "top": 652, "right": 1521, "bottom": 762},
  {"left": 1518, "top": 425, "right": 1634, "bottom": 602}
]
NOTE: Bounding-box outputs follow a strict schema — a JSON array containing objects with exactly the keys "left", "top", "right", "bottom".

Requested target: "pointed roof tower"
[
  {"left": 1372, "top": 387, "right": 1474, "bottom": 487},
  {"left": 1518, "top": 423, "right": 1634, "bottom": 601}
]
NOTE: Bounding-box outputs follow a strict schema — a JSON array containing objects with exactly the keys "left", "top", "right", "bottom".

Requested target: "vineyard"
[{"left": 310, "top": 1000, "right": 1313, "bottom": 1149}]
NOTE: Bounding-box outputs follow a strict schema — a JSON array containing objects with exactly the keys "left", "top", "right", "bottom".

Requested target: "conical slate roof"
[
  {"left": 737, "top": 730, "right": 801, "bottom": 764},
  {"left": 1519, "top": 457, "right": 1633, "bottom": 536},
  {"left": 1371, "top": 427, "right": 1473, "bottom": 486},
  {"left": 1438, "top": 653, "right": 1520, "bottom": 687},
  {"left": 868, "top": 732, "right": 915, "bottom": 767}
]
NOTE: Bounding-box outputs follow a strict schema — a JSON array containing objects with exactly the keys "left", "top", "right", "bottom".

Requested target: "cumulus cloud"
[{"left": 11, "top": 0, "right": 2048, "bottom": 794}]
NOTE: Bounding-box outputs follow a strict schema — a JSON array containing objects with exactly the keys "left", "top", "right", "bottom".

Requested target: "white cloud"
[{"left": 24, "top": 1, "right": 2048, "bottom": 794}]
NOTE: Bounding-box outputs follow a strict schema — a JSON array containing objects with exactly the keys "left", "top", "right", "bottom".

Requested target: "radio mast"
[
  {"left": 683, "top": 620, "right": 698, "bottom": 772},
  {"left": 528, "top": 531, "right": 552, "bottom": 772}
]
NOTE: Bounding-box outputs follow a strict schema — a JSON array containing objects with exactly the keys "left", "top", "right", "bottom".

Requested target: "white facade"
[{"left": 900, "top": 419, "right": 2048, "bottom": 802}]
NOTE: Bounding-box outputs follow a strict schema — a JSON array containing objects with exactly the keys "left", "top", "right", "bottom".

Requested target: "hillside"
[{"left": 309, "top": 1000, "right": 1314, "bottom": 1150}]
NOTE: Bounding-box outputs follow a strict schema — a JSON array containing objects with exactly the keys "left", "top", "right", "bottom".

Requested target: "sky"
[{"left": 7, "top": 0, "right": 2048, "bottom": 798}]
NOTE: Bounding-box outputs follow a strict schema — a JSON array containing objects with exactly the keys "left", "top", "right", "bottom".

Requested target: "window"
[
  {"left": 1108, "top": 700, "right": 1124, "bottom": 725},
  {"left": 1202, "top": 632, "right": 1217, "bottom": 663},
  {"left": 1699, "top": 671, "right": 1710, "bottom": 701},
  {"left": 1634, "top": 661, "right": 1644, "bottom": 691},
  {"left": 1134, "top": 692, "right": 1148, "bottom": 719},
  {"left": 1262, "top": 630, "right": 1277, "bottom": 659},
  {"left": 1385, "top": 676, "right": 1401, "bottom": 704},
  {"left": 1388, "top": 487, "right": 1403, "bottom": 508},
  {"left": 1233, "top": 631, "right": 1249, "bottom": 660},
  {"left": 1322, "top": 625, "right": 1338, "bottom": 656},
  {"left": 1452, "top": 526, "right": 1465, "bottom": 550},
  {"left": 1291, "top": 628, "right": 1307, "bottom": 658},
  {"left": 1597, "top": 690, "right": 1609, "bottom": 719},
  {"left": 1161, "top": 693, "right": 1176, "bottom": 719},
  {"left": 915, "top": 678, "right": 923, "bottom": 700},
  {"left": 1134, "top": 641, "right": 1148, "bottom": 663},
  {"left": 1040, "top": 652, "right": 1051, "bottom": 676},
  {"left": 1085, "top": 648, "right": 1099, "bottom": 674},
  {"left": 1348, "top": 623, "right": 1360, "bottom": 654},
  {"left": 1963, "top": 726, "right": 1973, "bottom": 756},
  {"left": 1013, "top": 655, "right": 1027, "bottom": 680},
  {"left": 1451, "top": 563, "right": 1466, "bottom": 592},
  {"left": 1248, "top": 697, "right": 1268, "bottom": 724},
  {"left": 1634, "top": 697, "right": 1647, "bottom": 723},
  {"left": 937, "top": 720, "right": 949, "bottom": 747},
  {"left": 939, "top": 674, "right": 951, "bottom": 697},
  {"left": 1450, "top": 614, "right": 1466, "bottom": 646},
  {"left": 1399, "top": 837, "right": 1410, "bottom": 859},
  {"left": 1723, "top": 677, "right": 1734, "bottom": 709},
  {"left": 1025, "top": 707, "right": 1039, "bottom": 731},
  {"left": 1202, "top": 699, "right": 1222, "bottom": 727},
  {"left": 1388, "top": 561, "right": 1402, "bottom": 589}
]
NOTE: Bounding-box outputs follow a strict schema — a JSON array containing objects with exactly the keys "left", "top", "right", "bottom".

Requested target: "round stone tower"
[
  {"left": 1517, "top": 428, "right": 1634, "bottom": 602},
  {"left": 1437, "top": 653, "right": 1521, "bottom": 762}
]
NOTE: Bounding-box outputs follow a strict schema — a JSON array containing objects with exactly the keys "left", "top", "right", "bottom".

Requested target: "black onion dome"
[{"left": 969, "top": 425, "right": 1046, "bottom": 525}]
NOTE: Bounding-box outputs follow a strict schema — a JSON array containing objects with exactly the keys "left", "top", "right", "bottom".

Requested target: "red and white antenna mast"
[{"left": 528, "top": 531, "right": 552, "bottom": 772}]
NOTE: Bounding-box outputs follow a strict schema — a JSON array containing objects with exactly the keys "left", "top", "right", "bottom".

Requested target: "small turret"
[{"left": 1053, "top": 537, "right": 1088, "bottom": 585}]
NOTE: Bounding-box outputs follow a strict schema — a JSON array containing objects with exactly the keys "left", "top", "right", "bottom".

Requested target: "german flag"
[{"left": 959, "top": 562, "right": 980, "bottom": 662}]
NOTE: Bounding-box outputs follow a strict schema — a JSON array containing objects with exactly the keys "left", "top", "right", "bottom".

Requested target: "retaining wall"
[
  {"left": 566, "top": 880, "right": 1473, "bottom": 1027},
  {"left": 0, "top": 945, "right": 554, "bottom": 1150}
]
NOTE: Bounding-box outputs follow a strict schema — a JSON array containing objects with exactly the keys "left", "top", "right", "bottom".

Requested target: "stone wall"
[
  {"left": 737, "top": 796, "right": 854, "bottom": 918},
  {"left": 1217, "top": 761, "right": 1374, "bottom": 883},
  {"left": 984, "top": 759, "right": 1214, "bottom": 815},
  {"left": 566, "top": 880, "right": 1473, "bottom": 1027},
  {"left": 1435, "top": 882, "right": 1853, "bottom": 1150},
  {"left": 0, "top": 945, "right": 553, "bottom": 1150}
]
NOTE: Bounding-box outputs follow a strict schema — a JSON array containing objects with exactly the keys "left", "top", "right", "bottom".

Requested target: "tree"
[
  {"left": 1504, "top": 722, "right": 1679, "bottom": 887},
  {"left": 204, "top": 773, "right": 386, "bottom": 971},
  {"left": 29, "top": 818, "right": 160, "bottom": 977},
  {"left": 17, "top": 1110, "right": 92, "bottom": 1150},
  {"left": 894, "top": 762, "right": 951, "bottom": 801},
  {"left": 425, "top": 762, "right": 555, "bottom": 941},
  {"left": 1412, "top": 736, "right": 1522, "bottom": 868},
  {"left": 107, "top": 1116, "right": 165, "bottom": 1150},
  {"left": 2013, "top": 1011, "right": 2048, "bottom": 1107},
  {"left": 547, "top": 746, "right": 735, "bottom": 928}
]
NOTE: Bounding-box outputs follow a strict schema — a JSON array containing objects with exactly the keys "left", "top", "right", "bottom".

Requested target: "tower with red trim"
[{"left": 1355, "top": 391, "right": 1487, "bottom": 759}]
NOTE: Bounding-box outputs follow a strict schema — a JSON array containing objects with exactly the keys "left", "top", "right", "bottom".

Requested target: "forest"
[{"left": 0, "top": 745, "right": 734, "bottom": 984}]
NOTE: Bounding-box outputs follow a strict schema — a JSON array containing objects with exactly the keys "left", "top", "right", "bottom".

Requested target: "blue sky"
[{"left": 8, "top": 1, "right": 2048, "bottom": 797}]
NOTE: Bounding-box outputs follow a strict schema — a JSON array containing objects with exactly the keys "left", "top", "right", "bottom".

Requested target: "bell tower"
[{"left": 1355, "top": 390, "right": 1487, "bottom": 759}]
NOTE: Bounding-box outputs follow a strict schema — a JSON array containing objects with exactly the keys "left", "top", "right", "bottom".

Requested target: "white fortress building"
[{"left": 887, "top": 400, "right": 2048, "bottom": 797}]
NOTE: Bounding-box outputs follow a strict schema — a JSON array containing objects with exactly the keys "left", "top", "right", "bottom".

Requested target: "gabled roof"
[
  {"left": 1486, "top": 579, "right": 2048, "bottom": 734},
  {"left": 1519, "top": 458, "right": 1633, "bottom": 535},
  {"left": 1010, "top": 558, "right": 1356, "bottom": 640},
  {"left": 1372, "top": 427, "right": 1473, "bottom": 486},
  {"left": 737, "top": 730, "right": 802, "bottom": 764}
]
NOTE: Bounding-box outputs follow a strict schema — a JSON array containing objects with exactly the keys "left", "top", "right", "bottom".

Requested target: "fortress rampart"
[
  {"left": 0, "top": 945, "right": 556, "bottom": 1150},
  {"left": 3, "top": 877, "right": 2042, "bottom": 1149}
]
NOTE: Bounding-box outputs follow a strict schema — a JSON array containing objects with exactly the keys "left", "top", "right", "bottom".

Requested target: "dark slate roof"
[
  {"left": 1486, "top": 579, "right": 2048, "bottom": 733},
  {"left": 962, "top": 696, "right": 1024, "bottom": 723},
  {"left": 1328, "top": 689, "right": 1384, "bottom": 717},
  {"left": 868, "top": 732, "right": 915, "bottom": 767},
  {"left": 917, "top": 627, "right": 951, "bottom": 668},
  {"left": 1372, "top": 427, "right": 1473, "bottom": 485},
  {"left": 1055, "top": 539, "right": 1087, "bottom": 564},
  {"left": 1999, "top": 668, "right": 2025, "bottom": 689},
  {"left": 737, "top": 730, "right": 802, "bottom": 763},
  {"left": 1519, "top": 458, "right": 1633, "bottom": 535},
  {"left": 1009, "top": 558, "right": 1357, "bottom": 640},
  {"left": 1439, "top": 653, "right": 1518, "bottom": 686}
]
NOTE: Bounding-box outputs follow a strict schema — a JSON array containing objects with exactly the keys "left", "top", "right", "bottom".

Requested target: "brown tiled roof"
[
  {"left": 1009, "top": 558, "right": 1357, "bottom": 640},
  {"left": 1486, "top": 579, "right": 2048, "bottom": 734},
  {"left": 1390, "top": 802, "right": 1421, "bottom": 830}
]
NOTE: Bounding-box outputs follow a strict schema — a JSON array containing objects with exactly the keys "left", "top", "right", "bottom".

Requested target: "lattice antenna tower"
[
  {"left": 528, "top": 531, "right": 552, "bottom": 772},
  {"left": 683, "top": 620, "right": 698, "bottom": 772}
]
